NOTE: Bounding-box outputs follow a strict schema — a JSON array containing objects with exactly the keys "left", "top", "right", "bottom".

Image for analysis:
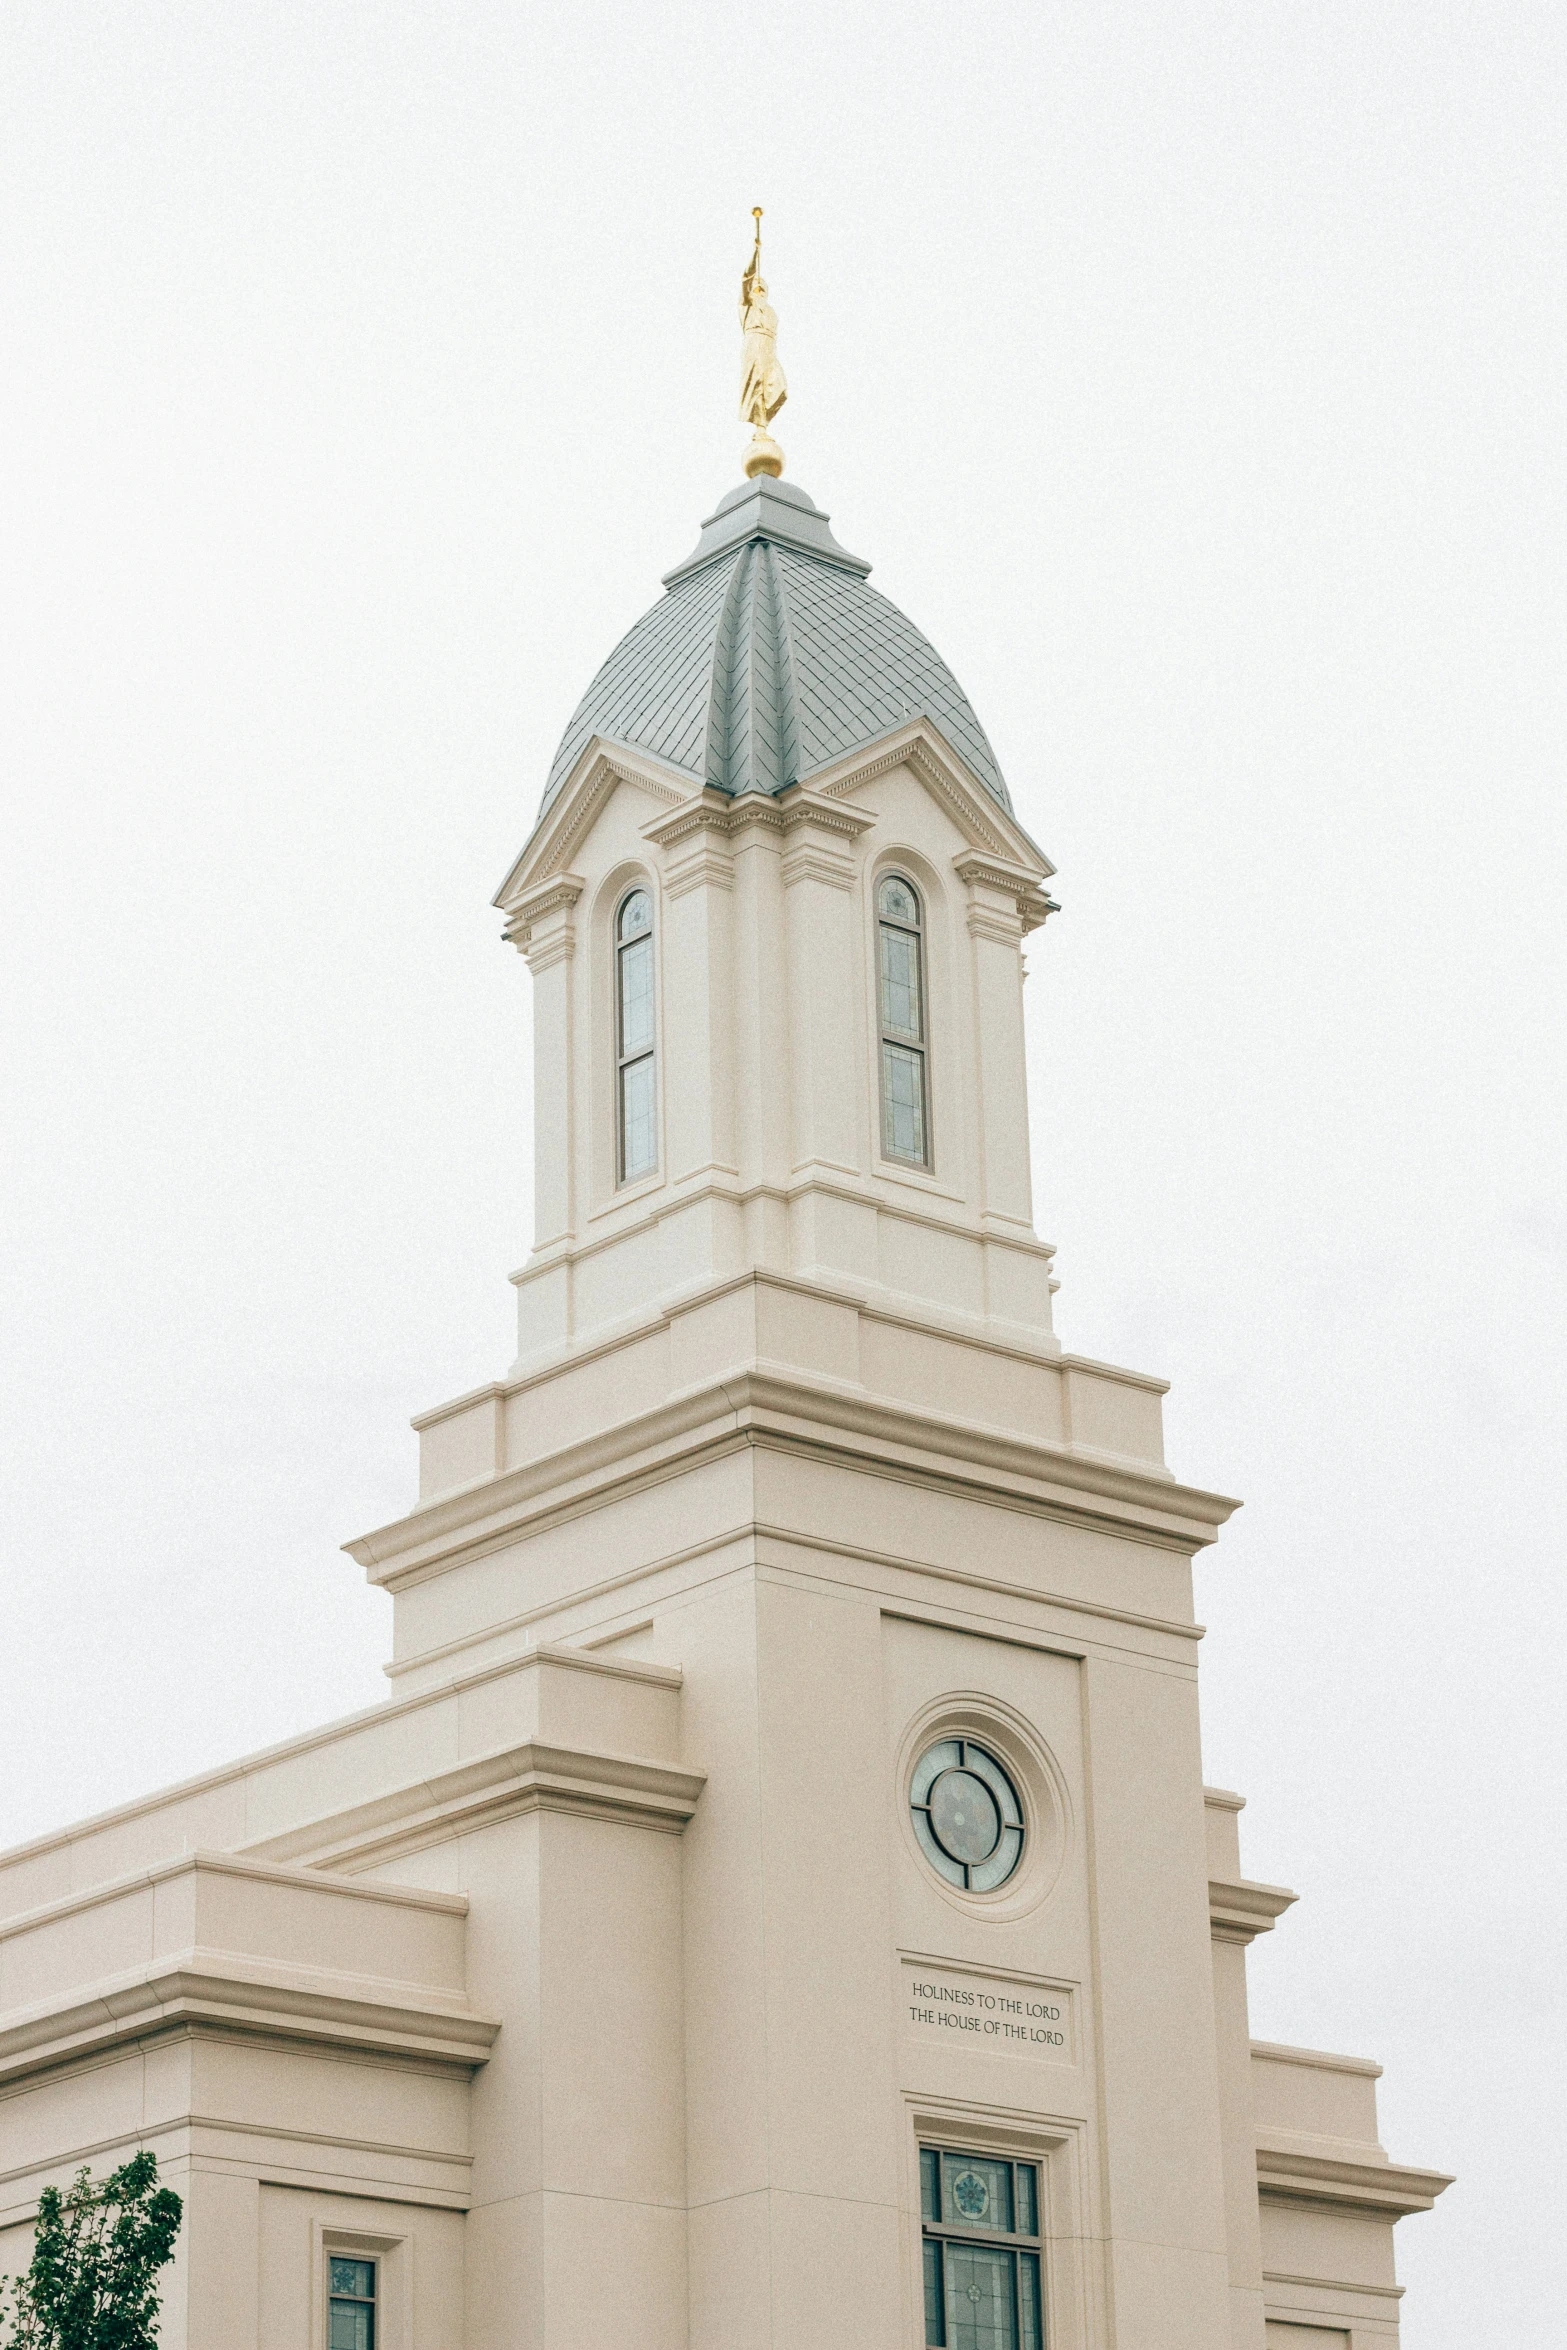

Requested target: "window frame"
[
  {"left": 614, "top": 883, "right": 658, "bottom": 1187},
  {"left": 920, "top": 2144, "right": 1045, "bottom": 2350},
  {"left": 909, "top": 1735, "right": 1026, "bottom": 1894},
  {"left": 875, "top": 870, "right": 932, "bottom": 1171},
  {"left": 327, "top": 2253, "right": 377, "bottom": 2350}
]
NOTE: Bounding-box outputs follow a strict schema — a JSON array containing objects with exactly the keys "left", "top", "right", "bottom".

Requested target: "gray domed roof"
[{"left": 536, "top": 476, "right": 1011, "bottom": 821}]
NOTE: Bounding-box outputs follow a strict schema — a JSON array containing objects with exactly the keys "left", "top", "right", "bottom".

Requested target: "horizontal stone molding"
[
  {"left": 776, "top": 784, "right": 878, "bottom": 841},
  {"left": 639, "top": 786, "right": 740, "bottom": 851},
  {"left": 353, "top": 1361, "right": 1237, "bottom": 1593},
  {"left": 0, "top": 1847, "right": 493, "bottom": 2095},
  {"left": 1208, "top": 1874, "right": 1298, "bottom": 1945},
  {"left": 662, "top": 843, "right": 735, "bottom": 898},
  {"left": 243, "top": 1736, "right": 708, "bottom": 1872},
  {"left": 1255, "top": 2133, "right": 1454, "bottom": 2218},
  {"left": 1262, "top": 2268, "right": 1405, "bottom": 2304},
  {"left": 966, "top": 904, "right": 1025, "bottom": 946},
  {"left": 0, "top": 2111, "right": 475, "bottom": 2228},
  {"left": 780, "top": 841, "right": 858, "bottom": 891},
  {"left": 497, "top": 1194, "right": 1062, "bottom": 1323},
  {"left": 382, "top": 1516, "right": 1210, "bottom": 1690},
  {"left": 1251, "top": 2037, "right": 1382, "bottom": 2076},
  {"left": 0, "top": 1951, "right": 500, "bottom": 2090},
  {"left": 0, "top": 1653, "right": 688, "bottom": 1907},
  {"left": 0, "top": 1846, "right": 470, "bottom": 1943}
]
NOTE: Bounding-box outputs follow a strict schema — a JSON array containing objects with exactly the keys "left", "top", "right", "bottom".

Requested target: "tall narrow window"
[
  {"left": 616, "top": 886, "right": 657, "bottom": 1183},
  {"left": 878, "top": 874, "right": 929, "bottom": 1166},
  {"left": 921, "top": 2148, "right": 1043, "bottom": 2350},
  {"left": 328, "top": 2257, "right": 377, "bottom": 2350}
]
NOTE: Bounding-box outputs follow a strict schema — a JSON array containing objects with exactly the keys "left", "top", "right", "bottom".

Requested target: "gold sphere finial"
[{"left": 739, "top": 207, "right": 787, "bottom": 478}]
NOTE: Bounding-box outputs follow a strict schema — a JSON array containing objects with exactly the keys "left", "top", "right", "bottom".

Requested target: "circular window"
[{"left": 910, "top": 1737, "right": 1024, "bottom": 1892}]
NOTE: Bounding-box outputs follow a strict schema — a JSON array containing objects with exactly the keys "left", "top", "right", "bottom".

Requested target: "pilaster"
[
  {"left": 727, "top": 799, "right": 791, "bottom": 1190},
  {"left": 954, "top": 850, "right": 1053, "bottom": 1230},
  {"left": 505, "top": 877, "right": 584, "bottom": 1252},
  {"left": 644, "top": 795, "right": 738, "bottom": 1185},
  {"left": 778, "top": 788, "right": 875, "bottom": 1182}
]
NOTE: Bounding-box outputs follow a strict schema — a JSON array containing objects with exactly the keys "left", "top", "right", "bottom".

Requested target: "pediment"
[
  {"left": 493, "top": 718, "right": 1055, "bottom": 925},
  {"left": 805, "top": 717, "right": 1056, "bottom": 881},
  {"left": 494, "top": 737, "right": 697, "bottom": 913}
]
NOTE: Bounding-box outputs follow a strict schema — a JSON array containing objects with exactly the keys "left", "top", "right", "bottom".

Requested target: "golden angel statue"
[{"left": 739, "top": 209, "right": 786, "bottom": 477}]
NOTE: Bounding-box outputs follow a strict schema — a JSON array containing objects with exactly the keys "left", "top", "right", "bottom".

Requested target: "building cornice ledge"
[
  {"left": 0, "top": 1848, "right": 470, "bottom": 1942},
  {"left": 1255, "top": 2132, "right": 1454, "bottom": 2217},
  {"left": 1252, "top": 2037, "right": 1384, "bottom": 2076},
  {"left": 243, "top": 1736, "right": 708, "bottom": 1871},
  {"left": 348, "top": 1366, "right": 1240, "bottom": 1590},
  {"left": 0, "top": 1955, "right": 501, "bottom": 2091},
  {"left": 1209, "top": 1875, "right": 1298, "bottom": 1945}
]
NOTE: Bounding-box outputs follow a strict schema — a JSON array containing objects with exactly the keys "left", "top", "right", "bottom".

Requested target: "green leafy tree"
[{"left": 1, "top": 2153, "right": 182, "bottom": 2350}]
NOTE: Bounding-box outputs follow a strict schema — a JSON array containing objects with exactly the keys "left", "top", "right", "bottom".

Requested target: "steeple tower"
[
  {"left": 0, "top": 255, "right": 1451, "bottom": 2350},
  {"left": 488, "top": 470, "right": 1060, "bottom": 1379}
]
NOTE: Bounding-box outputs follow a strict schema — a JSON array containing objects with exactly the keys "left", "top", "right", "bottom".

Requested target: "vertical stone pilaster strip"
[{"left": 505, "top": 876, "right": 584, "bottom": 1251}]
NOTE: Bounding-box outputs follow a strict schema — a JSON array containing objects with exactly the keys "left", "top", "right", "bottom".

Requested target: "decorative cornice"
[
  {"left": 0, "top": 1847, "right": 470, "bottom": 1944},
  {"left": 776, "top": 784, "right": 878, "bottom": 839},
  {"left": 1255, "top": 2134, "right": 1455, "bottom": 2218},
  {"left": 1262, "top": 2269, "right": 1405, "bottom": 2303},
  {"left": 951, "top": 849, "right": 1052, "bottom": 894},
  {"left": 507, "top": 1185, "right": 1061, "bottom": 1320},
  {"left": 1252, "top": 2037, "right": 1382, "bottom": 2077},
  {"left": 0, "top": 1655, "right": 684, "bottom": 1891},
  {"left": 641, "top": 784, "right": 877, "bottom": 864},
  {"left": 381, "top": 1518, "right": 1208, "bottom": 1688},
  {"left": 640, "top": 788, "right": 737, "bottom": 852},
  {"left": 348, "top": 1362, "right": 1239, "bottom": 1592},
  {"left": 953, "top": 848, "right": 1060, "bottom": 936},
  {"left": 1209, "top": 1874, "right": 1298, "bottom": 1946},
  {"left": 242, "top": 1736, "right": 707, "bottom": 1872},
  {"left": 0, "top": 1955, "right": 500, "bottom": 2091},
  {"left": 500, "top": 873, "right": 585, "bottom": 963}
]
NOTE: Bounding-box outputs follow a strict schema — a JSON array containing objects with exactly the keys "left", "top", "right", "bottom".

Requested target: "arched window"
[
  {"left": 615, "top": 887, "right": 657, "bottom": 1183},
  {"left": 877, "top": 873, "right": 929, "bottom": 1167}
]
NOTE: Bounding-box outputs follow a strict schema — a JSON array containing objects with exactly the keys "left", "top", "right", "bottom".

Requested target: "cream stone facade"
[{"left": 0, "top": 471, "right": 1450, "bottom": 2349}]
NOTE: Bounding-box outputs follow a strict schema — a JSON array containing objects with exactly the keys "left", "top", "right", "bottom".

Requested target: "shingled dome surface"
[{"left": 536, "top": 477, "right": 1011, "bottom": 823}]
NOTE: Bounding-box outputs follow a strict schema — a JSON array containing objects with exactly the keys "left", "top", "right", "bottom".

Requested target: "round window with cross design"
[{"left": 910, "top": 1736, "right": 1025, "bottom": 1892}]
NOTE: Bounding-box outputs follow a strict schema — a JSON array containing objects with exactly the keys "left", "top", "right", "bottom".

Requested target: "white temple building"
[{"left": 0, "top": 454, "right": 1451, "bottom": 2349}]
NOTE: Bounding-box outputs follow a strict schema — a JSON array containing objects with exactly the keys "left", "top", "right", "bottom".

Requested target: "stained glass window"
[
  {"left": 910, "top": 1737, "right": 1025, "bottom": 1891},
  {"left": 921, "top": 2148, "right": 1043, "bottom": 2350},
  {"left": 616, "top": 887, "right": 657, "bottom": 1182},
  {"left": 328, "top": 2257, "right": 376, "bottom": 2350},
  {"left": 878, "top": 874, "right": 929, "bottom": 1166}
]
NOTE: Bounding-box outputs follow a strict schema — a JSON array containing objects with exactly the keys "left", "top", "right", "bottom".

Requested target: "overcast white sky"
[{"left": 1, "top": 3, "right": 1562, "bottom": 2337}]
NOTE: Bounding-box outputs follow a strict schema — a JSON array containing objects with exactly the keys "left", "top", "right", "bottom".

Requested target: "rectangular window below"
[
  {"left": 881, "top": 1040, "right": 927, "bottom": 1164},
  {"left": 328, "top": 2256, "right": 376, "bottom": 2350},
  {"left": 619, "top": 1054, "right": 656, "bottom": 1181},
  {"left": 921, "top": 2147, "right": 1043, "bottom": 2350}
]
